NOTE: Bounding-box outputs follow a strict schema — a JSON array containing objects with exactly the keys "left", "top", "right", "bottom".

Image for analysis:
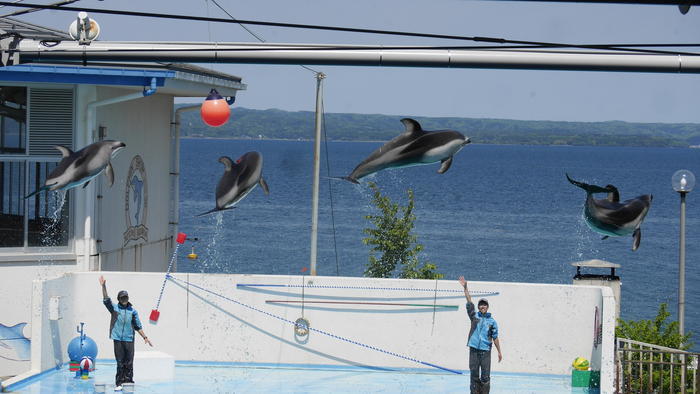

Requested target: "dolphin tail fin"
[
  {"left": 326, "top": 176, "right": 360, "bottom": 184},
  {"left": 24, "top": 187, "right": 47, "bottom": 199},
  {"left": 566, "top": 173, "right": 612, "bottom": 194},
  {"left": 259, "top": 177, "right": 270, "bottom": 195},
  {"left": 340, "top": 176, "right": 360, "bottom": 184},
  {"left": 437, "top": 157, "right": 453, "bottom": 174},
  {"left": 195, "top": 207, "right": 235, "bottom": 218},
  {"left": 632, "top": 228, "right": 641, "bottom": 251},
  {"left": 104, "top": 162, "right": 115, "bottom": 187}
]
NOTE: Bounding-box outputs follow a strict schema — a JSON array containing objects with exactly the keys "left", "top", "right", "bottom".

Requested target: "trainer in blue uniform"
[
  {"left": 459, "top": 276, "right": 502, "bottom": 394},
  {"left": 99, "top": 275, "right": 153, "bottom": 391}
]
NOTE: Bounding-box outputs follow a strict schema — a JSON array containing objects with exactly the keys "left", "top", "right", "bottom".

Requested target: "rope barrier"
[
  {"left": 237, "top": 283, "right": 499, "bottom": 296},
  {"left": 167, "top": 275, "right": 463, "bottom": 375},
  {"left": 154, "top": 238, "right": 183, "bottom": 310}
]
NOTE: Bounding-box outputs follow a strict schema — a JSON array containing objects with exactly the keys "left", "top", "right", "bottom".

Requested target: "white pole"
[
  {"left": 18, "top": 41, "right": 700, "bottom": 74},
  {"left": 309, "top": 72, "right": 325, "bottom": 276},
  {"left": 678, "top": 191, "right": 687, "bottom": 337}
]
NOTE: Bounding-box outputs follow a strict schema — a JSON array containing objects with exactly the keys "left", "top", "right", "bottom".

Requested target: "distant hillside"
[{"left": 179, "top": 106, "right": 700, "bottom": 147}]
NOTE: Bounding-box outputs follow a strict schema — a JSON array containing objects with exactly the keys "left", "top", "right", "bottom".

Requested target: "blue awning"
[{"left": 0, "top": 64, "right": 174, "bottom": 87}]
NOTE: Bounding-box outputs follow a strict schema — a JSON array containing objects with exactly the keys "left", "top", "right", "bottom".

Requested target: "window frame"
[{"left": 0, "top": 84, "right": 75, "bottom": 257}]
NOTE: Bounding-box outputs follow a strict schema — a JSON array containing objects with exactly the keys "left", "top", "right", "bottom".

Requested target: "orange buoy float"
[{"left": 201, "top": 88, "right": 231, "bottom": 127}]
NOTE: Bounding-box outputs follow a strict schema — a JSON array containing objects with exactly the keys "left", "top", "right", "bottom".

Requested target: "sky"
[{"left": 11, "top": 0, "right": 700, "bottom": 123}]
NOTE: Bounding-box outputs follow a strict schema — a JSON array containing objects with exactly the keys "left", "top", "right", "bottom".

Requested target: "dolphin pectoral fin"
[
  {"left": 104, "top": 162, "right": 114, "bottom": 187},
  {"left": 259, "top": 177, "right": 270, "bottom": 195},
  {"left": 437, "top": 157, "right": 453, "bottom": 174},
  {"left": 601, "top": 236, "right": 609, "bottom": 240},
  {"left": 632, "top": 228, "right": 641, "bottom": 251},
  {"left": 54, "top": 145, "right": 73, "bottom": 158},
  {"left": 82, "top": 180, "right": 90, "bottom": 189}
]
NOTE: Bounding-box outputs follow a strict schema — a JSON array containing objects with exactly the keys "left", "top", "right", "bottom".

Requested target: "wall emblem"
[
  {"left": 124, "top": 155, "right": 148, "bottom": 246},
  {"left": 0, "top": 321, "right": 30, "bottom": 361}
]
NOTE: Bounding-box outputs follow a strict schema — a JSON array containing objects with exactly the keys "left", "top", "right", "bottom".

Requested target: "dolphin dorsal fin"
[
  {"left": 54, "top": 145, "right": 73, "bottom": 158},
  {"left": 218, "top": 156, "right": 234, "bottom": 171},
  {"left": 400, "top": 118, "right": 425, "bottom": 137},
  {"left": 605, "top": 185, "right": 620, "bottom": 202}
]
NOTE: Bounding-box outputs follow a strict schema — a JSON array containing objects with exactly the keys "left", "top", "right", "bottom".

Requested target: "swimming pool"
[{"left": 8, "top": 361, "right": 596, "bottom": 393}]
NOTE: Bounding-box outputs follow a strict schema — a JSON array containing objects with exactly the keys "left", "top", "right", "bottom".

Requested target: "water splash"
[
  {"left": 199, "top": 211, "right": 226, "bottom": 273},
  {"left": 37, "top": 190, "right": 69, "bottom": 281}
]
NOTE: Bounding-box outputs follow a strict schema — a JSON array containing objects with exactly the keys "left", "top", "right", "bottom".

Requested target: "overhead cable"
[{"left": 0, "top": 1, "right": 698, "bottom": 57}]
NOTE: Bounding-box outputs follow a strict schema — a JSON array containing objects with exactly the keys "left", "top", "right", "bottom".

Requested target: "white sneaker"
[{"left": 115, "top": 385, "right": 123, "bottom": 391}]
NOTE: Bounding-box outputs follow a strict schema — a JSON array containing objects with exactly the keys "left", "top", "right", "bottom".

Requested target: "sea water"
[{"left": 177, "top": 138, "right": 699, "bottom": 343}]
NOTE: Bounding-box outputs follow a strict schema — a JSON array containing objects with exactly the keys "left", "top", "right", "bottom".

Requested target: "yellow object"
[
  {"left": 187, "top": 245, "right": 198, "bottom": 260},
  {"left": 572, "top": 357, "right": 590, "bottom": 371}
]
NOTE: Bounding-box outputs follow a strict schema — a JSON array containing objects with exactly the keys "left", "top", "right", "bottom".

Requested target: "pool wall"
[{"left": 8, "top": 271, "right": 615, "bottom": 391}]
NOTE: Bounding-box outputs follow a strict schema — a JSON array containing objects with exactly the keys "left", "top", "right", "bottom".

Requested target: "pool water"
[{"left": 10, "top": 361, "right": 597, "bottom": 393}]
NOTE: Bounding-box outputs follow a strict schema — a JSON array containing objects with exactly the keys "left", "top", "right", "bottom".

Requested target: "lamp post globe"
[
  {"left": 672, "top": 170, "right": 695, "bottom": 193},
  {"left": 672, "top": 169, "right": 694, "bottom": 338}
]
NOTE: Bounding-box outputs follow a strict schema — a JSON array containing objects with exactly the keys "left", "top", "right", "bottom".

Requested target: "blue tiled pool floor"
[{"left": 10, "top": 361, "right": 595, "bottom": 393}]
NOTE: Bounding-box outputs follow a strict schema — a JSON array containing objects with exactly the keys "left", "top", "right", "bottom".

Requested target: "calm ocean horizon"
[{"left": 177, "top": 138, "right": 699, "bottom": 345}]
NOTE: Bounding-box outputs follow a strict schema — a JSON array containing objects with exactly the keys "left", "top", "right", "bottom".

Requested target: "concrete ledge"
[{"left": 133, "top": 351, "right": 174, "bottom": 382}]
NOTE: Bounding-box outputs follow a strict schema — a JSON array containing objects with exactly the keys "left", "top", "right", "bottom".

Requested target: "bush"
[{"left": 362, "top": 182, "right": 443, "bottom": 280}]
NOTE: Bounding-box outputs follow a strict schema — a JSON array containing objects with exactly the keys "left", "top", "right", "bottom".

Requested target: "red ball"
[{"left": 201, "top": 89, "right": 231, "bottom": 127}]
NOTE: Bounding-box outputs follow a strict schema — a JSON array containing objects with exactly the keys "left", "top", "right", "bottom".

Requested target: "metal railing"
[{"left": 617, "top": 338, "right": 699, "bottom": 393}]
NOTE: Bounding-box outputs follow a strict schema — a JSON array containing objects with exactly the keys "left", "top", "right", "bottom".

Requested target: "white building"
[{"left": 0, "top": 17, "right": 245, "bottom": 377}]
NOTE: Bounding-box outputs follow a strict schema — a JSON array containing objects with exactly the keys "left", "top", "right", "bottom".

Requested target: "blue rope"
[
  {"left": 167, "top": 275, "right": 463, "bottom": 375},
  {"left": 237, "top": 283, "right": 499, "bottom": 296},
  {"left": 154, "top": 243, "right": 181, "bottom": 310}
]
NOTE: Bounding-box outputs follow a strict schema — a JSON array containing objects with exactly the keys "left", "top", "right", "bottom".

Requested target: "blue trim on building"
[{"left": 0, "top": 64, "right": 174, "bottom": 87}]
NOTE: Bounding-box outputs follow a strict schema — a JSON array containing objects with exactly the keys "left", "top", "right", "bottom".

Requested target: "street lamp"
[{"left": 672, "top": 169, "right": 695, "bottom": 337}]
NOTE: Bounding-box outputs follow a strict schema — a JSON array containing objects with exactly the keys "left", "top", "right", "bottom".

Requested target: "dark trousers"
[
  {"left": 469, "top": 347, "right": 492, "bottom": 394},
  {"left": 113, "top": 340, "right": 135, "bottom": 386}
]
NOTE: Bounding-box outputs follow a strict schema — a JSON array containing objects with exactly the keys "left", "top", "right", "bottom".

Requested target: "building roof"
[{"left": 0, "top": 17, "right": 246, "bottom": 96}]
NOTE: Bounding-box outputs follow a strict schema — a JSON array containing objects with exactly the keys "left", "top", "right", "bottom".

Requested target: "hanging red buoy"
[{"left": 200, "top": 88, "right": 231, "bottom": 127}]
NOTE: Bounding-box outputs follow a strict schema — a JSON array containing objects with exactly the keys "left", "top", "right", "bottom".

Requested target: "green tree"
[
  {"left": 362, "top": 182, "right": 443, "bottom": 279},
  {"left": 616, "top": 303, "right": 693, "bottom": 350},
  {"left": 616, "top": 303, "right": 695, "bottom": 393}
]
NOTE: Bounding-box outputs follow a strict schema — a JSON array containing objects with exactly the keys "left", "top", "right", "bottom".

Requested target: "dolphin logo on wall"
[
  {"left": 196, "top": 151, "right": 270, "bottom": 217},
  {"left": 0, "top": 322, "right": 30, "bottom": 361},
  {"left": 124, "top": 155, "right": 148, "bottom": 246},
  {"left": 25, "top": 140, "right": 126, "bottom": 198},
  {"left": 567, "top": 174, "right": 652, "bottom": 251},
  {"left": 341, "top": 118, "right": 470, "bottom": 184}
]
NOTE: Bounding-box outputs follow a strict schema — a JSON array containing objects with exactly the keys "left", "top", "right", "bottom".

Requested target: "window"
[{"left": 0, "top": 86, "right": 72, "bottom": 249}]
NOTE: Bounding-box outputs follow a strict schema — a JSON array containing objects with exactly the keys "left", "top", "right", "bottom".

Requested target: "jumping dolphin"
[
  {"left": 24, "top": 140, "right": 126, "bottom": 199},
  {"left": 567, "top": 174, "right": 652, "bottom": 251},
  {"left": 341, "top": 118, "right": 471, "bottom": 183},
  {"left": 196, "top": 151, "right": 270, "bottom": 217}
]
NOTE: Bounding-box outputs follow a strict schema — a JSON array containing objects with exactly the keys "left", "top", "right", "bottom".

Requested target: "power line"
[
  {"left": 206, "top": 0, "right": 319, "bottom": 74},
  {"left": 0, "top": 0, "right": 79, "bottom": 18},
  {"left": 1, "top": 1, "right": 698, "bottom": 57}
]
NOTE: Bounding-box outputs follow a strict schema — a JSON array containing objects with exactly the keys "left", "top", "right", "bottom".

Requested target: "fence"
[{"left": 617, "top": 338, "right": 699, "bottom": 393}]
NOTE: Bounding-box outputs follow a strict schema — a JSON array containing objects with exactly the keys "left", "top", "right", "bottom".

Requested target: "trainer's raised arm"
[
  {"left": 99, "top": 275, "right": 108, "bottom": 299},
  {"left": 458, "top": 276, "right": 472, "bottom": 304}
]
